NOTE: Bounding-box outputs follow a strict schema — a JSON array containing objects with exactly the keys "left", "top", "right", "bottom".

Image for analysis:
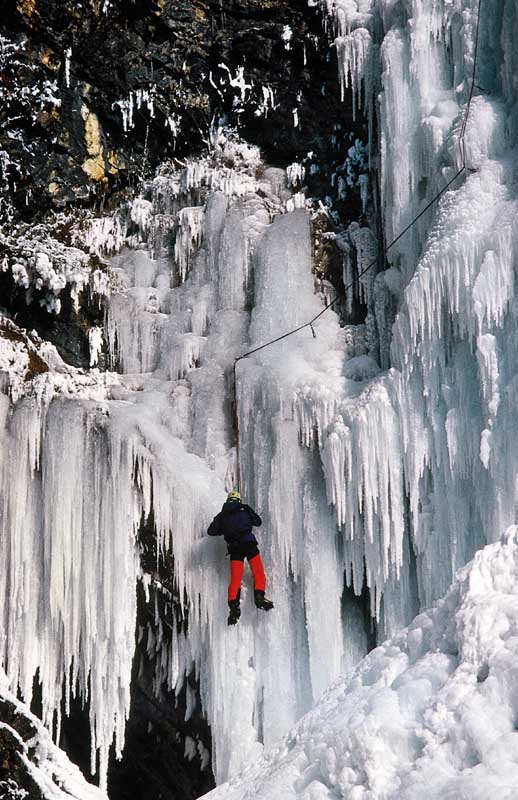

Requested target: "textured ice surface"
[
  {"left": 0, "top": 151, "right": 354, "bottom": 788},
  {"left": 105, "top": 193, "right": 354, "bottom": 783},
  {"left": 303, "top": 0, "right": 518, "bottom": 633},
  {"left": 203, "top": 528, "right": 518, "bottom": 800},
  {"left": 206, "top": 0, "right": 518, "bottom": 789}
]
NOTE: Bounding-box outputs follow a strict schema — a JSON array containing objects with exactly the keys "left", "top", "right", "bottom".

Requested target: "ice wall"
[
  {"left": 204, "top": 528, "right": 518, "bottom": 800},
  {"left": 0, "top": 140, "right": 364, "bottom": 789},
  {"left": 0, "top": 367, "right": 223, "bottom": 789},
  {"left": 103, "top": 164, "right": 365, "bottom": 783},
  {"left": 309, "top": 0, "right": 518, "bottom": 634}
]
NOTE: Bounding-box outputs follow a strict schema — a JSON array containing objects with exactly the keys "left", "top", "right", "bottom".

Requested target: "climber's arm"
[
  {"left": 207, "top": 514, "right": 222, "bottom": 536},
  {"left": 243, "top": 504, "right": 262, "bottom": 527}
]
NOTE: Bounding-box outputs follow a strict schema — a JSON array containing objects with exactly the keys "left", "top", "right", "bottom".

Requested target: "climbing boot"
[
  {"left": 254, "top": 590, "right": 274, "bottom": 611},
  {"left": 227, "top": 599, "right": 241, "bottom": 626}
]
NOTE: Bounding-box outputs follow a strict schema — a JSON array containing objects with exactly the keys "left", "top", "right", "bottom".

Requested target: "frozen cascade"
[
  {"left": 3, "top": 0, "right": 518, "bottom": 794},
  {"left": 212, "top": 0, "right": 518, "bottom": 789},
  {"left": 302, "top": 0, "right": 518, "bottom": 633},
  {"left": 0, "top": 381, "right": 223, "bottom": 789},
  {"left": 0, "top": 146, "right": 368, "bottom": 789},
  {"left": 104, "top": 187, "right": 363, "bottom": 783}
]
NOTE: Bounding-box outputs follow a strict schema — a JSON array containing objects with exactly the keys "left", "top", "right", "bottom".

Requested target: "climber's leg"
[
  {"left": 249, "top": 552, "right": 274, "bottom": 611},
  {"left": 248, "top": 553, "right": 266, "bottom": 592},
  {"left": 227, "top": 590, "right": 241, "bottom": 625},
  {"left": 228, "top": 558, "right": 245, "bottom": 602}
]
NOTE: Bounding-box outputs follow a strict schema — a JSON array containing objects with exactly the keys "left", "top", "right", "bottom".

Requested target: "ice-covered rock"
[{"left": 0, "top": 666, "right": 107, "bottom": 799}]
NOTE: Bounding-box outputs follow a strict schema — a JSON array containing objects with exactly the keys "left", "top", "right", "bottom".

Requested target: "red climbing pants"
[{"left": 228, "top": 550, "right": 266, "bottom": 602}]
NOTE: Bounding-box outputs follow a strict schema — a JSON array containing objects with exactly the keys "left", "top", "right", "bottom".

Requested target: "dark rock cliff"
[{"left": 2, "top": 0, "right": 362, "bottom": 222}]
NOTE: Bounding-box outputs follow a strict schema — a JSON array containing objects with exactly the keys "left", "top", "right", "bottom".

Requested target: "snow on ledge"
[
  {"left": 0, "top": 668, "right": 107, "bottom": 800},
  {"left": 203, "top": 527, "right": 518, "bottom": 800},
  {"left": 0, "top": 315, "right": 118, "bottom": 403}
]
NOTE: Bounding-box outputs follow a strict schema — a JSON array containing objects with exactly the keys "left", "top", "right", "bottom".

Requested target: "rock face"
[
  {"left": 2, "top": 0, "right": 363, "bottom": 223},
  {"left": 1, "top": 0, "right": 366, "bottom": 368}
]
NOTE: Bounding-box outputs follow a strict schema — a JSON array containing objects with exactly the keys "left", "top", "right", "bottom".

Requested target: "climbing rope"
[{"left": 233, "top": 0, "right": 483, "bottom": 491}]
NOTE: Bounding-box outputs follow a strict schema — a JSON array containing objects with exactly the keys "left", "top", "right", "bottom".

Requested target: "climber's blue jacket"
[{"left": 207, "top": 499, "right": 262, "bottom": 546}]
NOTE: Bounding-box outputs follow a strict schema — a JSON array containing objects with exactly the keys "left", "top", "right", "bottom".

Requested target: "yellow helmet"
[{"left": 227, "top": 490, "right": 241, "bottom": 502}]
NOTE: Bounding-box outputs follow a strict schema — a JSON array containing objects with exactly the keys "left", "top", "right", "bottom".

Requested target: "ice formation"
[
  {"left": 0, "top": 143, "right": 349, "bottom": 789},
  {"left": 3, "top": 0, "right": 518, "bottom": 794},
  {"left": 308, "top": 0, "right": 518, "bottom": 631},
  {"left": 0, "top": 220, "right": 101, "bottom": 313},
  {"left": 204, "top": 528, "right": 518, "bottom": 800},
  {"left": 0, "top": 666, "right": 107, "bottom": 799}
]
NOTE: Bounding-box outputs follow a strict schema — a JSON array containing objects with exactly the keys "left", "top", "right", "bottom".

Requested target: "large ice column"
[
  {"left": 190, "top": 209, "right": 350, "bottom": 779},
  {"left": 103, "top": 178, "right": 348, "bottom": 783},
  {"left": 0, "top": 354, "right": 225, "bottom": 790},
  {"left": 232, "top": 209, "right": 363, "bottom": 767},
  {"left": 183, "top": 212, "right": 317, "bottom": 782}
]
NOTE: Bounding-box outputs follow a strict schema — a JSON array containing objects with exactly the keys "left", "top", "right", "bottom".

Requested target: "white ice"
[{"left": 203, "top": 528, "right": 518, "bottom": 800}]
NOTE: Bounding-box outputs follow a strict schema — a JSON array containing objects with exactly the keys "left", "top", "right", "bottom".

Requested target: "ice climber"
[{"left": 208, "top": 490, "right": 274, "bottom": 625}]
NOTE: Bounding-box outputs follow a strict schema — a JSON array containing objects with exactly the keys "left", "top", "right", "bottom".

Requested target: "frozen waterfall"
[
  {"left": 0, "top": 150, "right": 366, "bottom": 788},
  {"left": 2, "top": 0, "right": 518, "bottom": 795}
]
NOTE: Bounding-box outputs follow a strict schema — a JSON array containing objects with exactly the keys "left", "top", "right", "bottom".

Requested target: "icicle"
[
  {"left": 174, "top": 206, "right": 205, "bottom": 283},
  {"left": 88, "top": 326, "right": 104, "bottom": 367}
]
